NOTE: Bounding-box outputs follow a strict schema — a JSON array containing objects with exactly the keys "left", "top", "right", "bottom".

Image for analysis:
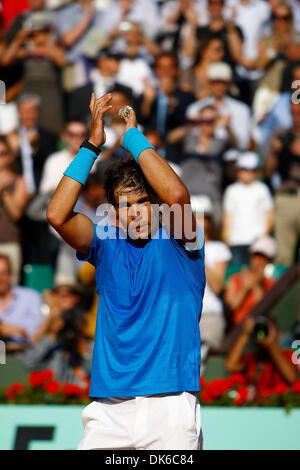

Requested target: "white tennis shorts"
[{"left": 78, "top": 392, "right": 203, "bottom": 450}]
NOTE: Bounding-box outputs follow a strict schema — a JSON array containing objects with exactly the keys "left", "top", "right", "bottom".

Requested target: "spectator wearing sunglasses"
[
  {"left": 185, "top": 62, "right": 251, "bottom": 150},
  {"left": 168, "top": 104, "right": 230, "bottom": 223}
]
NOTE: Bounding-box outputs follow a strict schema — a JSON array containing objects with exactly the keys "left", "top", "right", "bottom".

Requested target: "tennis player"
[{"left": 47, "top": 93, "right": 206, "bottom": 450}]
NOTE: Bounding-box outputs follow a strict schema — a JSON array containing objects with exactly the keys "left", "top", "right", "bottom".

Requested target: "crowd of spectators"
[{"left": 0, "top": 0, "right": 300, "bottom": 390}]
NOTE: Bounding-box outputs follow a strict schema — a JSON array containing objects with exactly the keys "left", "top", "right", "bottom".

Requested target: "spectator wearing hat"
[
  {"left": 224, "top": 236, "right": 277, "bottom": 326},
  {"left": 223, "top": 151, "right": 274, "bottom": 264},
  {"left": 168, "top": 104, "right": 231, "bottom": 223},
  {"left": 185, "top": 62, "right": 252, "bottom": 150},
  {"left": 265, "top": 101, "right": 300, "bottom": 266}
]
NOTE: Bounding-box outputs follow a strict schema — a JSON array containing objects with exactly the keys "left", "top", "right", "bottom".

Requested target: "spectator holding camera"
[
  {"left": 2, "top": 12, "right": 65, "bottom": 134},
  {"left": 224, "top": 236, "right": 277, "bottom": 327},
  {"left": 226, "top": 316, "right": 298, "bottom": 389}
]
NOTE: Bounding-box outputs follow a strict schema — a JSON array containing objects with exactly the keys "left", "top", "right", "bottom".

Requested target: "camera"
[{"left": 253, "top": 316, "right": 269, "bottom": 340}]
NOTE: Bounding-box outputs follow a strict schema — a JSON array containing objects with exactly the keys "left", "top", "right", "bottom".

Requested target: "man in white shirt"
[
  {"left": 222, "top": 151, "right": 274, "bottom": 264},
  {"left": 185, "top": 62, "right": 252, "bottom": 150},
  {"left": 40, "top": 121, "right": 89, "bottom": 195}
]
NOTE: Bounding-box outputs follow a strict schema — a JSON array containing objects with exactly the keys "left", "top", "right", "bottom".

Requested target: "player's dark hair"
[{"left": 104, "top": 158, "right": 158, "bottom": 207}]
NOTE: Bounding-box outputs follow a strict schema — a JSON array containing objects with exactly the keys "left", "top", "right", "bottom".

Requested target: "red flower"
[
  {"left": 228, "top": 373, "right": 246, "bottom": 388},
  {"left": 28, "top": 371, "right": 44, "bottom": 387},
  {"left": 5, "top": 383, "right": 25, "bottom": 400},
  {"left": 200, "top": 377, "right": 206, "bottom": 390},
  {"left": 259, "top": 388, "right": 273, "bottom": 398},
  {"left": 63, "top": 384, "right": 83, "bottom": 397},
  {"left": 44, "top": 380, "right": 60, "bottom": 395},
  {"left": 40, "top": 369, "right": 54, "bottom": 383},
  {"left": 201, "top": 389, "right": 214, "bottom": 404},
  {"left": 234, "top": 386, "right": 249, "bottom": 406},
  {"left": 272, "top": 383, "right": 289, "bottom": 395},
  {"left": 292, "top": 380, "right": 300, "bottom": 394},
  {"left": 206, "top": 378, "right": 231, "bottom": 398}
]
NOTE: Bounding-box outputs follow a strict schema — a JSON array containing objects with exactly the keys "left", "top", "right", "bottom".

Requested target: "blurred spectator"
[
  {"left": 94, "top": 84, "right": 134, "bottom": 160},
  {"left": 143, "top": 127, "right": 183, "bottom": 176},
  {"left": 39, "top": 121, "right": 88, "bottom": 194},
  {"left": 90, "top": 50, "right": 121, "bottom": 99},
  {"left": 114, "top": 23, "right": 157, "bottom": 97},
  {"left": 74, "top": 171, "right": 106, "bottom": 223},
  {"left": 196, "top": 210, "right": 232, "bottom": 371},
  {"left": 224, "top": 236, "right": 277, "bottom": 326},
  {"left": 158, "top": 0, "right": 209, "bottom": 54},
  {"left": 168, "top": 104, "right": 230, "bottom": 221},
  {"left": 223, "top": 152, "right": 274, "bottom": 263},
  {"left": 0, "top": 137, "right": 29, "bottom": 284},
  {"left": 7, "top": 93, "right": 58, "bottom": 194},
  {"left": 108, "top": 20, "right": 160, "bottom": 66},
  {"left": 0, "top": 254, "right": 43, "bottom": 351},
  {"left": 186, "top": 62, "right": 252, "bottom": 150},
  {"left": 139, "top": 52, "right": 195, "bottom": 149},
  {"left": 98, "top": 0, "right": 160, "bottom": 41},
  {"left": 265, "top": 101, "right": 300, "bottom": 265},
  {"left": 183, "top": 0, "right": 243, "bottom": 67},
  {"left": 23, "top": 282, "right": 92, "bottom": 385},
  {"left": 2, "top": 11, "right": 65, "bottom": 133},
  {"left": 255, "top": 63, "right": 300, "bottom": 155},
  {"left": 180, "top": 36, "right": 226, "bottom": 99},
  {"left": 226, "top": 0, "right": 271, "bottom": 105},
  {"left": 2, "top": 1, "right": 53, "bottom": 104},
  {"left": 6, "top": 93, "right": 58, "bottom": 265},
  {"left": 240, "top": 3, "right": 300, "bottom": 124},
  {"left": 38, "top": 120, "right": 94, "bottom": 282},
  {"left": 56, "top": 0, "right": 100, "bottom": 122},
  {"left": 226, "top": 315, "right": 298, "bottom": 387}
]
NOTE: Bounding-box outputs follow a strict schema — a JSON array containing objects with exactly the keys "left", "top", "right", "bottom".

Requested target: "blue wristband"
[
  {"left": 63, "top": 147, "right": 98, "bottom": 185},
  {"left": 122, "top": 128, "right": 154, "bottom": 163}
]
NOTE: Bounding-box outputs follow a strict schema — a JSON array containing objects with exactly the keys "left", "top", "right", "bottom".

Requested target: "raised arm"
[
  {"left": 47, "top": 93, "right": 112, "bottom": 254},
  {"left": 119, "top": 108, "right": 197, "bottom": 243}
]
